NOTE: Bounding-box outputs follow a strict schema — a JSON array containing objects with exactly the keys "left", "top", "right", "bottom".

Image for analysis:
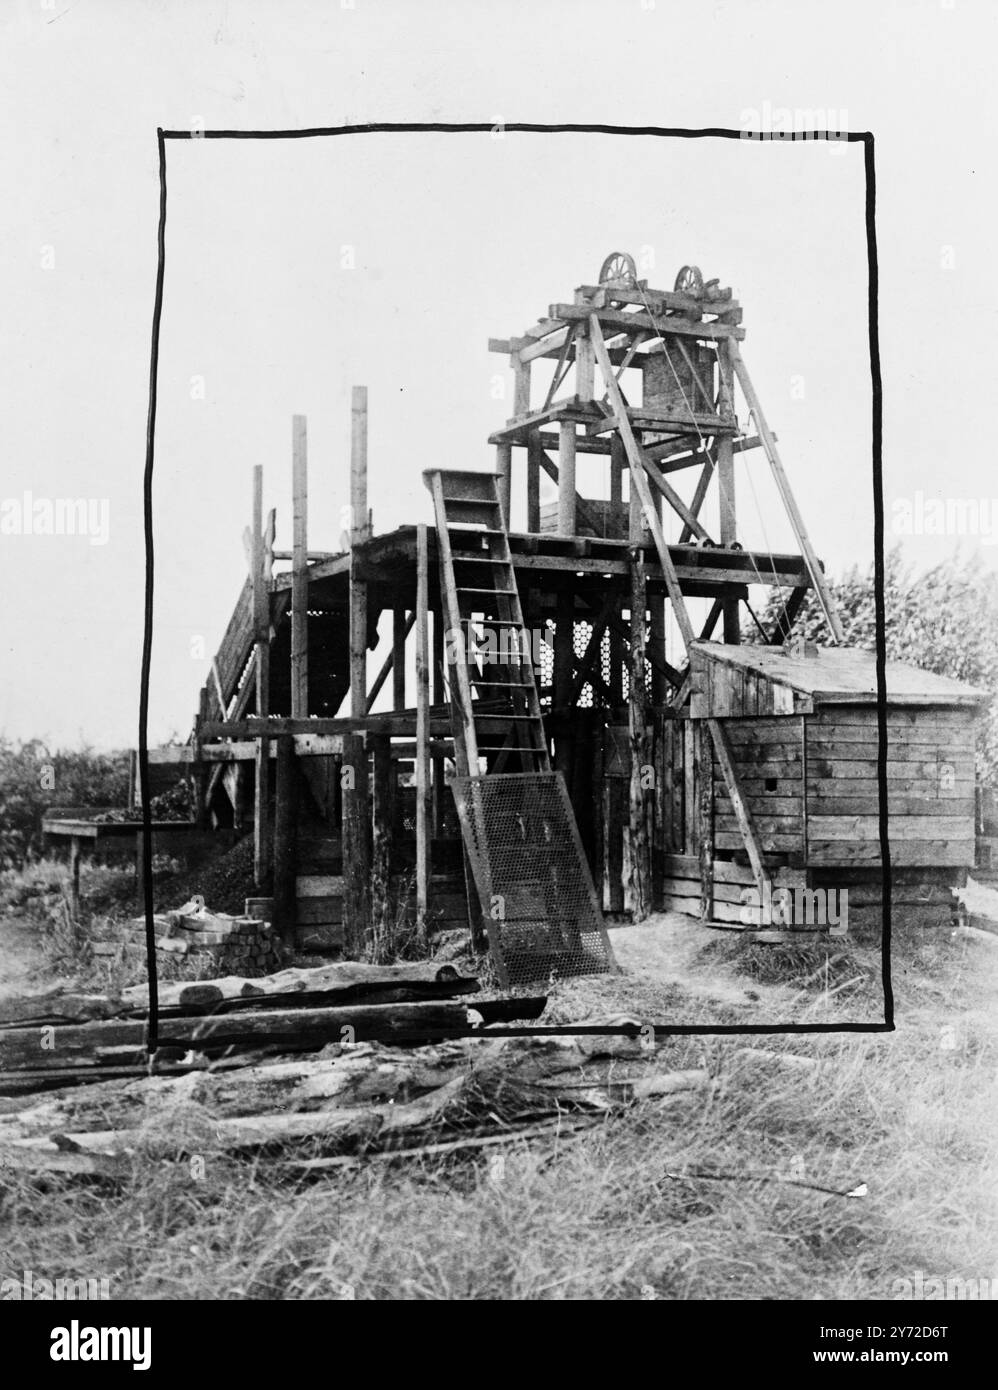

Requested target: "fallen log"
[
  {"left": 121, "top": 961, "right": 479, "bottom": 1011},
  {"left": 0, "top": 1001, "right": 471, "bottom": 1072},
  {"left": 0, "top": 1043, "right": 476, "bottom": 1145},
  {"left": 0, "top": 991, "right": 130, "bottom": 1028},
  {"left": 0, "top": 1142, "right": 130, "bottom": 1179}
]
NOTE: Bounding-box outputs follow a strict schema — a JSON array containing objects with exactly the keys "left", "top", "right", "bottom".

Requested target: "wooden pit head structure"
[{"left": 147, "top": 251, "right": 986, "bottom": 975}]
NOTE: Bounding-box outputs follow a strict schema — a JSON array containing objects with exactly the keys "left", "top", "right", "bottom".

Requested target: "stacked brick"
[{"left": 119, "top": 895, "right": 282, "bottom": 973}]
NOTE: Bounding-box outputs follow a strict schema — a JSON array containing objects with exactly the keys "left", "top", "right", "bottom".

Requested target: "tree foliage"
[
  {"left": 0, "top": 739, "right": 130, "bottom": 868},
  {"left": 750, "top": 546, "right": 998, "bottom": 783}
]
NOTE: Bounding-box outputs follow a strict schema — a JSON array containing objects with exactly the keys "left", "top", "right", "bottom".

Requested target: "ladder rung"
[{"left": 458, "top": 587, "right": 518, "bottom": 596}]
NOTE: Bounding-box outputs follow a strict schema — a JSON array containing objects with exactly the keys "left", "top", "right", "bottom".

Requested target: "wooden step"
[{"left": 443, "top": 501, "right": 503, "bottom": 526}]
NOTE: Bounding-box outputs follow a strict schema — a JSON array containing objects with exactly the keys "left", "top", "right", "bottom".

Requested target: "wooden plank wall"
[
  {"left": 711, "top": 716, "right": 806, "bottom": 857},
  {"left": 805, "top": 705, "right": 976, "bottom": 867},
  {"left": 689, "top": 652, "right": 799, "bottom": 720}
]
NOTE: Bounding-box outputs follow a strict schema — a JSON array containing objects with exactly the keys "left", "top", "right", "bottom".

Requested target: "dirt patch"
[{"left": 0, "top": 911, "right": 55, "bottom": 1000}]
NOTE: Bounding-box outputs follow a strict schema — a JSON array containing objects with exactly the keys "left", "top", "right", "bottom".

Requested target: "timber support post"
[
  {"left": 273, "top": 733, "right": 297, "bottom": 945},
  {"left": 628, "top": 550, "right": 651, "bottom": 920},
  {"left": 341, "top": 731, "right": 370, "bottom": 957},
  {"left": 717, "top": 341, "right": 740, "bottom": 644},
  {"left": 291, "top": 414, "right": 309, "bottom": 718},
  {"left": 252, "top": 465, "right": 271, "bottom": 889},
  {"left": 415, "top": 524, "right": 431, "bottom": 931},
  {"left": 370, "top": 733, "right": 393, "bottom": 944}
]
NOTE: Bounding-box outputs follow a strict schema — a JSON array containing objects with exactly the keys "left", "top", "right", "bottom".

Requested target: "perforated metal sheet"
[{"left": 452, "top": 772, "right": 617, "bottom": 989}]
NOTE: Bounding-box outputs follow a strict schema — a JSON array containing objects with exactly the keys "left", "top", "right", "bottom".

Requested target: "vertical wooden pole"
[
  {"left": 69, "top": 836, "right": 81, "bottom": 917},
  {"left": 232, "top": 761, "right": 247, "bottom": 834},
  {"left": 610, "top": 433, "right": 624, "bottom": 540},
  {"left": 557, "top": 420, "right": 577, "bottom": 535},
  {"left": 431, "top": 605, "right": 445, "bottom": 835},
  {"left": 496, "top": 442, "right": 512, "bottom": 529},
  {"left": 273, "top": 734, "right": 297, "bottom": 945},
  {"left": 553, "top": 588, "right": 574, "bottom": 775},
  {"left": 291, "top": 414, "right": 309, "bottom": 716},
  {"left": 193, "top": 685, "right": 209, "bottom": 831},
  {"left": 513, "top": 358, "right": 531, "bottom": 418},
  {"left": 697, "top": 722, "right": 714, "bottom": 920},
  {"left": 341, "top": 731, "right": 370, "bottom": 957},
  {"left": 575, "top": 329, "right": 595, "bottom": 401},
  {"left": 392, "top": 607, "right": 407, "bottom": 711},
  {"left": 628, "top": 552, "right": 651, "bottom": 921},
  {"left": 252, "top": 465, "right": 271, "bottom": 887},
  {"left": 370, "top": 733, "right": 393, "bottom": 942},
  {"left": 526, "top": 429, "right": 541, "bottom": 534},
  {"left": 415, "top": 525, "right": 431, "bottom": 927},
  {"left": 684, "top": 721, "right": 697, "bottom": 858},
  {"left": 609, "top": 434, "right": 626, "bottom": 707},
  {"left": 350, "top": 385, "right": 369, "bottom": 718},
  {"left": 628, "top": 466, "right": 643, "bottom": 544},
  {"left": 716, "top": 342, "right": 739, "bottom": 643},
  {"left": 344, "top": 386, "right": 371, "bottom": 952}
]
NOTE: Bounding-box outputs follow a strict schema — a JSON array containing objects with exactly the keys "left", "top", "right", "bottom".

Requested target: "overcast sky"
[{"left": 2, "top": 0, "right": 995, "bottom": 750}]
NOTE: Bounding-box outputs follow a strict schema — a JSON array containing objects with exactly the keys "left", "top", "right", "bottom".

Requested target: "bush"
[{"left": 0, "top": 738, "right": 130, "bottom": 868}]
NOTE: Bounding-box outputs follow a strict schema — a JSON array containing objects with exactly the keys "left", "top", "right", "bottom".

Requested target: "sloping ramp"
[{"left": 453, "top": 772, "right": 617, "bottom": 989}]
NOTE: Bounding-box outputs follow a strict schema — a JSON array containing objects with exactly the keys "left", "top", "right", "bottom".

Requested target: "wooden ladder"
[{"left": 423, "top": 469, "right": 551, "bottom": 777}]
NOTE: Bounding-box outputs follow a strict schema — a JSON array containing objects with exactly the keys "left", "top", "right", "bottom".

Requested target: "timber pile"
[
  {"left": 0, "top": 1030, "right": 710, "bottom": 1177},
  {"left": 0, "top": 962, "right": 522, "bottom": 1094}
]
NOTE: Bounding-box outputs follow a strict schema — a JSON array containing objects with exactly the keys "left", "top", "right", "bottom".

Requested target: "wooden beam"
[
  {"left": 542, "top": 323, "right": 578, "bottom": 411},
  {"left": 495, "top": 442, "right": 512, "bottom": 528},
  {"left": 716, "top": 342, "right": 739, "bottom": 642},
  {"left": 590, "top": 315, "right": 696, "bottom": 654},
  {"left": 366, "top": 611, "right": 416, "bottom": 715},
  {"left": 555, "top": 303, "right": 745, "bottom": 342},
  {"left": 291, "top": 414, "right": 309, "bottom": 718},
  {"left": 538, "top": 449, "right": 601, "bottom": 535},
  {"left": 706, "top": 718, "right": 768, "bottom": 901},
  {"left": 251, "top": 465, "right": 270, "bottom": 887},
  {"left": 557, "top": 420, "right": 577, "bottom": 535},
  {"left": 350, "top": 386, "right": 369, "bottom": 716},
  {"left": 639, "top": 449, "right": 713, "bottom": 544},
  {"left": 648, "top": 494, "right": 668, "bottom": 705},
  {"left": 370, "top": 733, "right": 393, "bottom": 942},
  {"left": 629, "top": 552, "right": 651, "bottom": 920},
  {"left": 526, "top": 429, "right": 541, "bottom": 534},
  {"left": 392, "top": 607, "right": 408, "bottom": 710},
  {"left": 646, "top": 431, "right": 766, "bottom": 467},
  {"left": 729, "top": 345, "right": 844, "bottom": 643},
  {"left": 415, "top": 525, "right": 431, "bottom": 927},
  {"left": 513, "top": 357, "right": 531, "bottom": 415},
  {"left": 273, "top": 734, "right": 297, "bottom": 944},
  {"left": 678, "top": 454, "right": 716, "bottom": 544},
  {"left": 341, "top": 731, "right": 370, "bottom": 958},
  {"left": 696, "top": 723, "right": 714, "bottom": 920},
  {"left": 575, "top": 325, "right": 595, "bottom": 399}
]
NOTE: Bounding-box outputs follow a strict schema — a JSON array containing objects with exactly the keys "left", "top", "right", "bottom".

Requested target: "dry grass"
[{"left": 1, "top": 888, "right": 995, "bottom": 1300}]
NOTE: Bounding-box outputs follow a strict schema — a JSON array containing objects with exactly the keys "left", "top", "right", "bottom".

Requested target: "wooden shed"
[{"left": 661, "top": 641, "right": 988, "bottom": 933}]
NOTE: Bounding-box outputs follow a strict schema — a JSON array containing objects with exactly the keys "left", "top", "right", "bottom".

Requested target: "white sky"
[{"left": 1, "top": 0, "right": 995, "bottom": 750}]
